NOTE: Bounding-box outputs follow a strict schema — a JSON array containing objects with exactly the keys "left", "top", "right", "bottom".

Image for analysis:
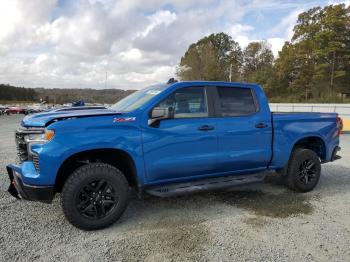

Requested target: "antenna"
[{"left": 167, "top": 78, "right": 178, "bottom": 84}]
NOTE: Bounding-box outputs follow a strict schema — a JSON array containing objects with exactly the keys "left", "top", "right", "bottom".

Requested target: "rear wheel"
[
  {"left": 61, "top": 163, "right": 129, "bottom": 230},
  {"left": 283, "top": 148, "right": 321, "bottom": 192}
]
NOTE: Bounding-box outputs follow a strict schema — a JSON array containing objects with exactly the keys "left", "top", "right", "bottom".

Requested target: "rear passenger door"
[{"left": 214, "top": 86, "right": 272, "bottom": 173}]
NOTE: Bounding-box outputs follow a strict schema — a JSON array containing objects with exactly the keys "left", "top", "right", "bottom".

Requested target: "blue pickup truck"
[{"left": 6, "top": 80, "right": 342, "bottom": 230}]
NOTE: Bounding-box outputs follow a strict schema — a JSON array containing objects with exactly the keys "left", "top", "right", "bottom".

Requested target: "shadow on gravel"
[
  {"left": 211, "top": 190, "right": 313, "bottom": 218},
  {"left": 106, "top": 204, "right": 210, "bottom": 261},
  {"left": 210, "top": 172, "right": 314, "bottom": 219},
  {"left": 105, "top": 219, "right": 209, "bottom": 261},
  {"left": 107, "top": 173, "right": 315, "bottom": 260},
  {"left": 134, "top": 173, "right": 314, "bottom": 220}
]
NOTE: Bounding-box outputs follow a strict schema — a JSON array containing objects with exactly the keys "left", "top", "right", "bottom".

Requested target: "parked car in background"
[
  {"left": 24, "top": 108, "right": 40, "bottom": 115},
  {"left": 0, "top": 106, "right": 7, "bottom": 115},
  {"left": 24, "top": 104, "right": 48, "bottom": 115},
  {"left": 4, "top": 106, "right": 25, "bottom": 115}
]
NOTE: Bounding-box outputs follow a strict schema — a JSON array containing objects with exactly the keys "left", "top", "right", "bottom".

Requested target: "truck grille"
[
  {"left": 32, "top": 154, "right": 40, "bottom": 172},
  {"left": 15, "top": 127, "right": 44, "bottom": 168},
  {"left": 15, "top": 130, "right": 28, "bottom": 162}
]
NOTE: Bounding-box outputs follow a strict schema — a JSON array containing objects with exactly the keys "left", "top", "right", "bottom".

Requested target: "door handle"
[
  {"left": 198, "top": 125, "right": 215, "bottom": 131},
  {"left": 255, "top": 123, "right": 268, "bottom": 129}
]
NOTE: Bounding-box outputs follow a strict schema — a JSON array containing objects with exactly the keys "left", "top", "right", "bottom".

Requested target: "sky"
[{"left": 0, "top": 0, "right": 348, "bottom": 90}]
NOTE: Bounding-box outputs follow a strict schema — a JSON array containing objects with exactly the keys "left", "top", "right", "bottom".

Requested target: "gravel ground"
[{"left": 0, "top": 114, "right": 349, "bottom": 261}]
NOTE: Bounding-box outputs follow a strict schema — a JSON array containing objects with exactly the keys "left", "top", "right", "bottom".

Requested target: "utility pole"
[
  {"left": 229, "top": 63, "right": 232, "bottom": 82},
  {"left": 330, "top": 50, "right": 335, "bottom": 97},
  {"left": 105, "top": 71, "right": 108, "bottom": 89},
  {"left": 305, "top": 87, "right": 308, "bottom": 101}
]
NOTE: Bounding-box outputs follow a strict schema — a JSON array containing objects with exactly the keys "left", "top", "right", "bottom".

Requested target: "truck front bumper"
[{"left": 6, "top": 164, "right": 54, "bottom": 203}]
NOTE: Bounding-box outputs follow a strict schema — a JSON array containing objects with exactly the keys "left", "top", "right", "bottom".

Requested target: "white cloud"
[
  {"left": 267, "top": 38, "right": 286, "bottom": 57},
  {"left": 119, "top": 48, "right": 142, "bottom": 61},
  {"left": 228, "top": 24, "right": 254, "bottom": 36},
  {"left": 328, "top": 0, "right": 350, "bottom": 6},
  {"left": 232, "top": 35, "right": 285, "bottom": 57},
  {"left": 225, "top": 23, "right": 284, "bottom": 57},
  {"left": 0, "top": 0, "right": 345, "bottom": 90},
  {"left": 140, "top": 10, "right": 177, "bottom": 37},
  {"left": 270, "top": 9, "right": 301, "bottom": 40},
  {"left": 235, "top": 35, "right": 251, "bottom": 49},
  {"left": 0, "top": 0, "right": 57, "bottom": 54},
  {"left": 49, "top": 2, "right": 120, "bottom": 56},
  {"left": 0, "top": 1, "right": 21, "bottom": 41}
]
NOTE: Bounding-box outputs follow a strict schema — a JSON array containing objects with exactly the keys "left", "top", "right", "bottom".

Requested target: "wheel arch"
[
  {"left": 291, "top": 135, "right": 327, "bottom": 161},
  {"left": 55, "top": 148, "right": 138, "bottom": 193}
]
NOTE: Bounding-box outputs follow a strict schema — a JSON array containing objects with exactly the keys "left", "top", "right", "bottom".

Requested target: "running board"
[{"left": 145, "top": 173, "right": 266, "bottom": 197}]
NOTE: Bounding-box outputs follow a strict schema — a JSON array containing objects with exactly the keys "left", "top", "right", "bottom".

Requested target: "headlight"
[{"left": 25, "top": 130, "right": 55, "bottom": 143}]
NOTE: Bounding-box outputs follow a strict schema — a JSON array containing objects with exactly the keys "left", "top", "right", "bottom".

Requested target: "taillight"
[{"left": 336, "top": 116, "right": 343, "bottom": 136}]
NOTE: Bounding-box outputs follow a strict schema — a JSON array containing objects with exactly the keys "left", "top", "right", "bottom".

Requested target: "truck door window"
[
  {"left": 217, "top": 87, "right": 257, "bottom": 117},
  {"left": 157, "top": 87, "right": 208, "bottom": 118}
]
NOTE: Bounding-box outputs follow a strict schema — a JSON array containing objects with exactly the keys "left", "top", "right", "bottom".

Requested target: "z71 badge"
[{"left": 113, "top": 117, "right": 136, "bottom": 123}]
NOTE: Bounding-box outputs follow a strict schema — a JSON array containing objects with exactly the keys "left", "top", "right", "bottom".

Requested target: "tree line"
[
  {"left": 35, "top": 88, "right": 134, "bottom": 104},
  {"left": 177, "top": 4, "right": 350, "bottom": 102},
  {"left": 0, "top": 84, "right": 37, "bottom": 102},
  {"left": 0, "top": 84, "right": 133, "bottom": 104}
]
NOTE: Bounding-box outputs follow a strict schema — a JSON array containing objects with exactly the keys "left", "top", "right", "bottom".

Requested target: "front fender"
[{"left": 31, "top": 115, "right": 145, "bottom": 185}]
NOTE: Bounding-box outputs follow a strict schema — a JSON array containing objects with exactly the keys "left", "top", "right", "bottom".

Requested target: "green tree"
[
  {"left": 242, "top": 41, "right": 274, "bottom": 94},
  {"left": 177, "top": 33, "right": 242, "bottom": 81},
  {"left": 242, "top": 41, "right": 274, "bottom": 80},
  {"left": 275, "top": 4, "right": 350, "bottom": 101}
]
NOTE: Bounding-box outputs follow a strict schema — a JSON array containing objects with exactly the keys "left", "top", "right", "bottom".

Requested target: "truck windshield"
[{"left": 109, "top": 84, "right": 167, "bottom": 112}]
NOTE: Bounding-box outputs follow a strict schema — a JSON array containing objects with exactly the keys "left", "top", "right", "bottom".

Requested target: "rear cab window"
[{"left": 216, "top": 86, "right": 258, "bottom": 117}]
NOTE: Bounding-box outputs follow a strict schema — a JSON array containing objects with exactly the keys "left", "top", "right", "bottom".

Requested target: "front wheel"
[
  {"left": 283, "top": 148, "right": 321, "bottom": 192},
  {"left": 61, "top": 163, "right": 129, "bottom": 230}
]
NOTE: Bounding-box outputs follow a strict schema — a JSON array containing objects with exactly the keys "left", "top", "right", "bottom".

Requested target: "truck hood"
[{"left": 21, "top": 108, "right": 121, "bottom": 127}]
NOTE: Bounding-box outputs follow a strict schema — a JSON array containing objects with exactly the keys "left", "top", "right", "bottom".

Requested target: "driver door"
[{"left": 142, "top": 86, "right": 218, "bottom": 183}]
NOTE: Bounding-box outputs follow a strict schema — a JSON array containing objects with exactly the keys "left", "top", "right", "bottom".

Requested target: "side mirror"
[
  {"left": 149, "top": 107, "right": 173, "bottom": 126},
  {"left": 151, "top": 107, "right": 170, "bottom": 119}
]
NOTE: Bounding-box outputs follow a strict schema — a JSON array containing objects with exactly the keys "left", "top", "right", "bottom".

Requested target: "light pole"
[
  {"left": 330, "top": 50, "right": 335, "bottom": 97},
  {"left": 105, "top": 71, "right": 108, "bottom": 89}
]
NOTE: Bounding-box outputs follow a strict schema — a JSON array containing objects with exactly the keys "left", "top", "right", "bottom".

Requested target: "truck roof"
[{"left": 169, "top": 80, "right": 259, "bottom": 88}]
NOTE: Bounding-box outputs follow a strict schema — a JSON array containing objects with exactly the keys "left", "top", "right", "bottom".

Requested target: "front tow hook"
[
  {"left": 8, "top": 180, "right": 21, "bottom": 200},
  {"left": 6, "top": 166, "right": 21, "bottom": 200}
]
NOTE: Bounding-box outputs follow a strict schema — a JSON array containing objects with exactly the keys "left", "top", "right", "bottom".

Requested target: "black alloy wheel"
[
  {"left": 62, "top": 163, "right": 129, "bottom": 230},
  {"left": 298, "top": 159, "right": 317, "bottom": 185},
  {"left": 76, "top": 179, "right": 118, "bottom": 219},
  {"left": 283, "top": 148, "right": 321, "bottom": 192}
]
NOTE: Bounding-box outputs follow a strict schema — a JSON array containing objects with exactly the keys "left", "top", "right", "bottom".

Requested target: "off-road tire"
[
  {"left": 61, "top": 163, "right": 129, "bottom": 230},
  {"left": 283, "top": 148, "right": 321, "bottom": 192}
]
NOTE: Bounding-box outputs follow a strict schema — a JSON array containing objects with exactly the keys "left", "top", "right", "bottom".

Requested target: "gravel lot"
[{"left": 1, "top": 114, "right": 349, "bottom": 261}]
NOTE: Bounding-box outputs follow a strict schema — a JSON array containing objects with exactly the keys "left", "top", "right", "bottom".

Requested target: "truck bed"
[{"left": 270, "top": 111, "right": 339, "bottom": 169}]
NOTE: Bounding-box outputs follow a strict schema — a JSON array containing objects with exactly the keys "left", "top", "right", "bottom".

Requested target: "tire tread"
[
  {"left": 283, "top": 148, "right": 321, "bottom": 193},
  {"left": 61, "top": 163, "right": 129, "bottom": 230}
]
